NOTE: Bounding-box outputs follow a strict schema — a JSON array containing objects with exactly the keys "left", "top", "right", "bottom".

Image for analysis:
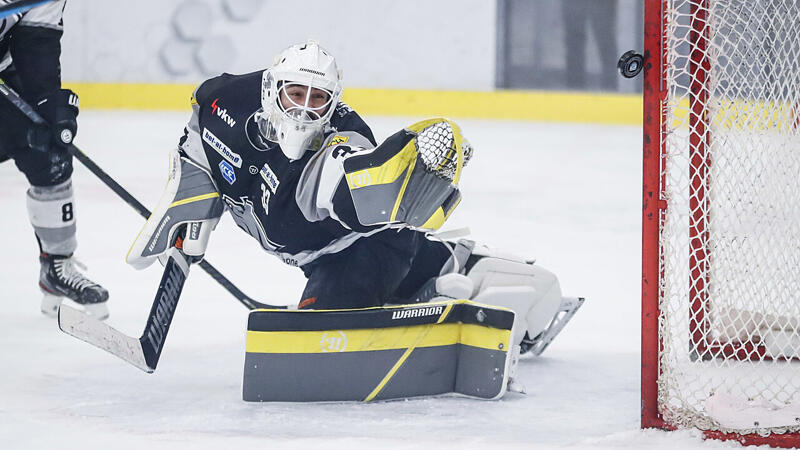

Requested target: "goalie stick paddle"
[
  {"left": 58, "top": 248, "right": 189, "bottom": 373},
  {"left": 0, "top": 82, "right": 283, "bottom": 310},
  {"left": 0, "top": 0, "right": 54, "bottom": 19}
]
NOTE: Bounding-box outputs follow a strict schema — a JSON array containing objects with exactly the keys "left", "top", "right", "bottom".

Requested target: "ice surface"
[{"left": 0, "top": 112, "right": 737, "bottom": 448}]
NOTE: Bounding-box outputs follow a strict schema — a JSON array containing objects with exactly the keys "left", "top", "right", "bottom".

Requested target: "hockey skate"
[{"left": 39, "top": 252, "right": 109, "bottom": 320}]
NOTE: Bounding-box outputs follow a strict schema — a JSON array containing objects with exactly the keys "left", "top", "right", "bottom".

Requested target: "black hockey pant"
[{"left": 299, "top": 228, "right": 451, "bottom": 310}]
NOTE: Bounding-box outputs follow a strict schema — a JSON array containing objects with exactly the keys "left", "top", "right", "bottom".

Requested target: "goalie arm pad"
[
  {"left": 295, "top": 131, "right": 383, "bottom": 232},
  {"left": 126, "top": 149, "right": 223, "bottom": 270},
  {"left": 296, "top": 118, "right": 471, "bottom": 232}
]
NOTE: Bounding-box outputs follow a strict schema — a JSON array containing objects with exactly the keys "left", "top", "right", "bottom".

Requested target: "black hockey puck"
[{"left": 617, "top": 50, "right": 644, "bottom": 78}]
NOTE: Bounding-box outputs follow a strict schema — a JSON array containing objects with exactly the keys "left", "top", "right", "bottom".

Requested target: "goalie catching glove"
[{"left": 340, "top": 118, "right": 472, "bottom": 230}]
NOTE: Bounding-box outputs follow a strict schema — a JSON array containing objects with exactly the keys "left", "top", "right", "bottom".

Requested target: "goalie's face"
[
  {"left": 280, "top": 84, "right": 332, "bottom": 116},
  {"left": 256, "top": 80, "right": 337, "bottom": 161}
]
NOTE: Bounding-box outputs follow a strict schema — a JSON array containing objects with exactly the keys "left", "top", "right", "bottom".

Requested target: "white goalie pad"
[
  {"left": 457, "top": 246, "right": 583, "bottom": 355},
  {"left": 126, "top": 149, "right": 223, "bottom": 269}
]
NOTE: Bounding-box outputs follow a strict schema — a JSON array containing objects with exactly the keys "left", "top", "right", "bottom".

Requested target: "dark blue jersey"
[{"left": 179, "top": 70, "right": 387, "bottom": 267}]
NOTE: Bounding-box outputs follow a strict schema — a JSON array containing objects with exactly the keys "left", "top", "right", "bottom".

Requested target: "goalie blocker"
[{"left": 126, "top": 148, "right": 223, "bottom": 269}]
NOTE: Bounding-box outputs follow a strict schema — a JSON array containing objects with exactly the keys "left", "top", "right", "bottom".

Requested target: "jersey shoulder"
[
  {"left": 192, "top": 70, "right": 263, "bottom": 107},
  {"left": 330, "top": 102, "right": 377, "bottom": 146}
]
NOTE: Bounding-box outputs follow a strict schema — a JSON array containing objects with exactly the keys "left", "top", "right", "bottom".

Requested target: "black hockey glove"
[{"left": 35, "top": 89, "right": 79, "bottom": 150}]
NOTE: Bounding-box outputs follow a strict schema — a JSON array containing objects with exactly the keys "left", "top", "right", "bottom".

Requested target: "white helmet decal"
[{"left": 256, "top": 40, "right": 343, "bottom": 160}]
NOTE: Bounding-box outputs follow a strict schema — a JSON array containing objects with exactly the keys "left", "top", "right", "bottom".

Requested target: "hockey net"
[{"left": 643, "top": 0, "right": 800, "bottom": 444}]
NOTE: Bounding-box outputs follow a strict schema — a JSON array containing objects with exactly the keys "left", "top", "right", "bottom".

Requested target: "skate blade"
[
  {"left": 41, "top": 292, "right": 109, "bottom": 321},
  {"left": 81, "top": 302, "right": 110, "bottom": 321},
  {"left": 40, "top": 293, "right": 62, "bottom": 318}
]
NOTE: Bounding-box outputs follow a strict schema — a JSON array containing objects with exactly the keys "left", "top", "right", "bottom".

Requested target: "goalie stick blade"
[
  {"left": 58, "top": 305, "right": 152, "bottom": 373},
  {"left": 57, "top": 249, "right": 190, "bottom": 373}
]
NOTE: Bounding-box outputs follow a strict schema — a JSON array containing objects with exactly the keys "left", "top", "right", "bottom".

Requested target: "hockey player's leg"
[
  {"left": 298, "top": 228, "right": 419, "bottom": 309},
  {"left": 20, "top": 162, "right": 109, "bottom": 319},
  {"left": 2, "top": 74, "right": 108, "bottom": 318},
  {"left": 126, "top": 148, "right": 223, "bottom": 269}
]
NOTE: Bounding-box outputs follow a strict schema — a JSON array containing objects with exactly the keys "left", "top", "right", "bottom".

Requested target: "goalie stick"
[
  {"left": 0, "top": 0, "right": 53, "bottom": 19},
  {"left": 0, "top": 82, "right": 284, "bottom": 310},
  {"left": 58, "top": 248, "right": 188, "bottom": 372}
]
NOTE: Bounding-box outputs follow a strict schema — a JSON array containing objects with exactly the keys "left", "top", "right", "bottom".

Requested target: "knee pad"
[
  {"left": 16, "top": 146, "right": 73, "bottom": 186},
  {"left": 26, "top": 179, "right": 77, "bottom": 255},
  {"left": 434, "top": 240, "right": 563, "bottom": 346},
  {"left": 126, "top": 149, "right": 223, "bottom": 269},
  {"left": 468, "top": 255, "right": 563, "bottom": 347}
]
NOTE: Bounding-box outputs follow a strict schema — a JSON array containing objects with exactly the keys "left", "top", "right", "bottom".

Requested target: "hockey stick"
[
  {"left": 58, "top": 248, "right": 188, "bottom": 372},
  {"left": 0, "top": 0, "right": 54, "bottom": 19},
  {"left": 0, "top": 83, "right": 283, "bottom": 310}
]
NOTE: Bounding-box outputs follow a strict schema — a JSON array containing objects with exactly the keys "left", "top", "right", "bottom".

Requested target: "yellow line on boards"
[
  {"left": 63, "top": 82, "right": 643, "bottom": 125},
  {"left": 64, "top": 83, "right": 197, "bottom": 111}
]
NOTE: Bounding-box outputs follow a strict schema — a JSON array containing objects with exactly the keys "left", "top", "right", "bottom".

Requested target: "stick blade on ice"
[{"left": 58, "top": 305, "right": 152, "bottom": 373}]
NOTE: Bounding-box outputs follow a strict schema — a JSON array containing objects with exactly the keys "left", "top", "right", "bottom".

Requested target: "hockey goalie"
[{"left": 122, "top": 40, "right": 584, "bottom": 401}]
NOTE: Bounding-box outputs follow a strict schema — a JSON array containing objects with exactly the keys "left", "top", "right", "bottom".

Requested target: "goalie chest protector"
[{"left": 242, "top": 300, "right": 516, "bottom": 402}]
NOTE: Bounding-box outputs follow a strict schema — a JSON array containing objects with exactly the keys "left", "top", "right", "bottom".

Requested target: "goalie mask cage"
[{"left": 642, "top": 0, "right": 800, "bottom": 447}]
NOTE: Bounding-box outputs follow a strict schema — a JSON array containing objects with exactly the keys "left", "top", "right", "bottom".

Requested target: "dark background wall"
[{"left": 496, "top": 0, "right": 643, "bottom": 93}]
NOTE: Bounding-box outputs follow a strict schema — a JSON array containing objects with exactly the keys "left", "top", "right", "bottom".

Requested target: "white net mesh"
[{"left": 659, "top": 0, "right": 800, "bottom": 436}]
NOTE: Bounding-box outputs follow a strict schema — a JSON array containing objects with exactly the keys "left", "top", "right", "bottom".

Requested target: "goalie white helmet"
[{"left": 256, "top": 40, "right": 343, "bottom": 160}]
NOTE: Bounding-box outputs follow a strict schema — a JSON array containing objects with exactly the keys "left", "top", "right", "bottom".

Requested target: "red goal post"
[{"left": 642, "top": 0, "right": 800, "bottom": 447}]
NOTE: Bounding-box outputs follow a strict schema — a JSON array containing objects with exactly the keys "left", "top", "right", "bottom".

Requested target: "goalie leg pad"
[
  {"left": 243, "top": 300, "right": 515, "bottom": 402},
  {"left": 430, "top": 240, "right": 583, "bottom": 355},
  {"left": 127, "top": 149, "right": 223, "bottom": 269},
  {"left": 469, "top": 258, "right": 564, "bottom": 348}
]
